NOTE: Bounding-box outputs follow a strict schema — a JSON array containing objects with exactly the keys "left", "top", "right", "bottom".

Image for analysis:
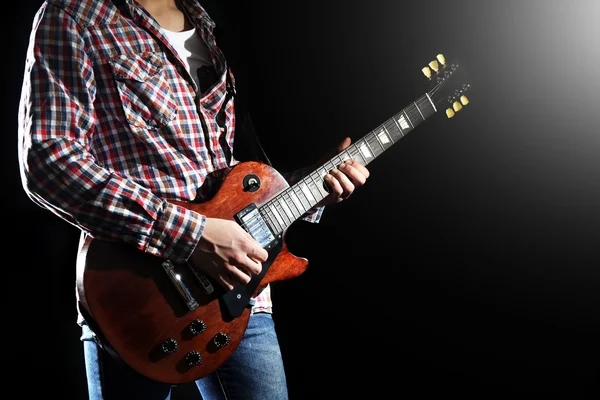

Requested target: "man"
[{"left": 18, "top": 0, "right": 369, "bottom": 398}]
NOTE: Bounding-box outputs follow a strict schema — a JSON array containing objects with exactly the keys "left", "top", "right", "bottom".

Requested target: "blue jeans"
[{"left": 81, "top": 313, "right": 288, "bottom": 400}]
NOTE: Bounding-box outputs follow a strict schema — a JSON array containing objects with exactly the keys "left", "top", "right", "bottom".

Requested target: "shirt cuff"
[
  {"left": 301, "top": 206, "right": 324, "bottom": 223},
  {"left": 145, "top": 201, "right": 206, "bottom": 264}
]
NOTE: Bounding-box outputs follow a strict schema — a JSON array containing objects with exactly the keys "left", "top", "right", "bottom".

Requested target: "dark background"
[{"left": 7, "top": 0, "right": 599, "bottom": 398}]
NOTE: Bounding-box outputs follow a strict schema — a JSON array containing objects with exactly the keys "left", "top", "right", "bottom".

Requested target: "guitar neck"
[{"left": 260, "top": 92, "right": 438, "bottom": 236}]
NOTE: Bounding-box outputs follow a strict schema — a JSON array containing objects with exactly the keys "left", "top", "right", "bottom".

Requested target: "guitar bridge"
[{"left": 162, "top": 260, "right": 199, "bottom": 311}]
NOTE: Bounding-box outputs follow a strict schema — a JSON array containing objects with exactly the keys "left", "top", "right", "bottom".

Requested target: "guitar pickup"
[{"left": 235, "top": 203, "right": 277, "bottom": 249}]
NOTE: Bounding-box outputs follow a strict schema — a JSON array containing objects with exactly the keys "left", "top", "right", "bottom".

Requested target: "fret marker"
[
  {"left": 280, "top": 200, "right": 294, "bottom": 221},
  {"left": 358, "top": 143, "right": 373, "bottom": 159},
  {"left": 269, "top": 204, "right": 285, "bottom": 227},
  {"left": 398, "top": 115, "right": 410, "bottom": 130},
  {"left": 290, "top": 191, "right": 304, "bottom": 213},
  {"left": 300, "top": 182, "right": 316, "bottom": 203},
  {"left": 377, "top": 129, "right": 391, "bottom": 144}
]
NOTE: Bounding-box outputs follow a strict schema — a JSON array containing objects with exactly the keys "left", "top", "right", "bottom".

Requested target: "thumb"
[
  {"left": 336, "top": 136, "right": 352, "bottom": 152},
  {"left": 316, "top": 137, "right": 352, "bottom": 165}
]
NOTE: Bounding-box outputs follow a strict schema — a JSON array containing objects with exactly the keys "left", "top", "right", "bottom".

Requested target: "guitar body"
[
  {"left": 76, "top": 161, "right": 309, "bottom": 384},
  {"left": 75, "top": 53, "right": 471, "bottom": 385}
]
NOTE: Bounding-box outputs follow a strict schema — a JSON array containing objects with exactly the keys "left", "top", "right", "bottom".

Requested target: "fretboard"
[{"left": 259, "top": 92, "right": 438, "bottom": 236}]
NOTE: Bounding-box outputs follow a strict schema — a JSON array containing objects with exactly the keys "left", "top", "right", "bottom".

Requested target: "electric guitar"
[{"left": 76, "top": 53, "right": 472, "bottom": 384}]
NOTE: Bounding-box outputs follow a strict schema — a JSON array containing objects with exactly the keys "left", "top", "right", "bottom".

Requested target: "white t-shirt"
[{"left": 161, "top": 27, "right": 212, "bottom": 90}]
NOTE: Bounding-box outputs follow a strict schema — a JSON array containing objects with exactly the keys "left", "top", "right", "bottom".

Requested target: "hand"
[
  {"left": 316, "top": 137, "right": 370, "bottom": 207},
  {"left": 190, "top": 218, "right": 268, "bottom": 290}
]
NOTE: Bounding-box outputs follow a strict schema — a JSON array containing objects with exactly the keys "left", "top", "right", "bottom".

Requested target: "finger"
[
  {"left": 344, "top": 159, "right": 370, "bottom": 179},
  {"left": 336, "top": 137, "right": 352, "bottom": 152},
  {"left": 324, "top": 173, "right": 344, "bottom": 198},
  {"left": 247, "top": 243, "right": 269, "bottom": 263},
  {"left": 226, "top": 262, "right": 253, "bottom": 285},
  {"left": 324, "top": 173, "right": 349, "bottom": 203},
  {"left": 217, "top": 275, "right": 235, "bottom": 291},
  {"left": 338, "top": 162, "right": 367, "bottom": 186},
  {"left": 243, "top": 256, "right": 263, "bottom": 276},
  {"left": 329, "top": 168, "right": 355, "bottom": 197},
  {"left": 230, "top": 248, "right": 263, "bottom": 276}
]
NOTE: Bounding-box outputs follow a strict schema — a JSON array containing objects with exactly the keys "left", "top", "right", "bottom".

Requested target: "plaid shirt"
[{"left": 19, "top": 0, "right": 322, "bottom": 317}]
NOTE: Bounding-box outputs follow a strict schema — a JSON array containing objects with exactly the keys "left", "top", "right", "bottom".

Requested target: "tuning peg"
[
  {"left": 428, "top": 60, "right": 439, "bottom": 72},
  {"left": 452, "top": 101, "right": 463, "bottom": 112},
  {"left": 422, "top": 66, "right": 432, "bottom": 79},
  {"left": 446, "top": 108, "right": 455, "bottom": 118},
  {"left": 436, "top": 54, "right": 446, "bottom": 66},
  {"left": 460, "top": 95, "right": 469, "bottom": 105}
]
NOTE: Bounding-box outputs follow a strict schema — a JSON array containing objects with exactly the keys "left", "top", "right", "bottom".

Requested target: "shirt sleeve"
[{"left": 18, "top": 3, "right": 202, "bottom": 264}]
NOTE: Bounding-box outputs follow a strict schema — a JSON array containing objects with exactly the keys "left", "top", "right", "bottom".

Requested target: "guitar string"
[
  {"left": 247, "top": 90, "right": 441, "bottom": 239},
  {"left": 259, "top": 92, "right": 436, "bottom": 231}
]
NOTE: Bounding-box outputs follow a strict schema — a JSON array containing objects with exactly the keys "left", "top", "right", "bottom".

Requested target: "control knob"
[
  {"left": 213, "top": 332, "right": 230, "bottom": 348},
  {"left": 189, "top": 319, "right": 207, "bottom": 336},
  {"left": 160, "top": 338, "right": 179, "bottom": 354}
]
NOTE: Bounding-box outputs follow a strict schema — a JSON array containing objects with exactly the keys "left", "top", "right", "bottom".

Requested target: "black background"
[{"left": 7, "top": 0, "right": 599, "bottom": 398}]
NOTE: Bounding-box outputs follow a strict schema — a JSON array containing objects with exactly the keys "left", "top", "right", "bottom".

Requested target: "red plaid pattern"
[{"left": 19, "top": 0, "right": 322, "bottom": 315}]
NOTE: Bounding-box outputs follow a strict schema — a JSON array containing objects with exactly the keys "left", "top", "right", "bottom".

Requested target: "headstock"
[{"left": 421, "top": 53, "right": 472, "bottom": 119}]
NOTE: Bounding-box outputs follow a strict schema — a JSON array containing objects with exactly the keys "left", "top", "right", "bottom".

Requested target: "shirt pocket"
[{"left": 110, "top": 52, "right": 177, "bottom": 129}]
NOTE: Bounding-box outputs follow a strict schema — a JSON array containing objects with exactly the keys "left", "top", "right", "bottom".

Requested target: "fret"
[
  {"left": 318, "top": 165, "right": 330, "bottom": 180},
  {"left": 405, "top": 107, "right": 419, "bottom": 128},
  {"left": 292, "top": 185, "right": 311, "bottom": 212},
  {"left": 345, "top": 146, "right": 362, "bottom": 164},
  {"left": 283, "top": 190, "right": 302, "bottom": 219},
  {"left": 267, "top": 204, "right": 284, "bottom": 233},
  {"left": 350, "top": 144, "right": 367, "bottom": 164},
  {"left": 373, "top": 129, "right": 386, "bottom": 152},
  {"left": 292, "top": 182, "right": 313, "bottom": 213},
  {"left": 258, "top": 209, "right": 276, "bottom": 236},
  {"left": 414, "top": 101, "right": 425, "bottom": 121},
  {"left": 268, "top": 203, "right": 285, "bottom": 229},
  {"left": 425, "top": 93, "right": 437, "bottom": 113},
  {"left": 308, "top": 171, "right": 328, "bottom": 199},
  {"left": 312, "top": 166, "right": 328, "bottom": 190},
  {"left": 269, "top": 201, "right": 283, "bottom": 227},
  {"left": 276, "top": 197, "right": 295, "bottom": 225},
  {"left": 331, "top": 152, "right": 346, "bottom": 167},
  {"left": 366, "top": 134, "right": 383, "bottom": 158},
  {"left": 418, "top": 96, "right": 436, "bottom": 119},
  {"left": 340, "top": 149, "right": 353, "bottom": 163},
  {"left": 303, "top": 176, "right": 318, "bottom": 201},
  {"left": 379, "top": 125, "right": 394, "bottom": 145},
  {"left": 402, "top": 110, "right": 414, "bottom": 129},
  {"left": 322, "top": 160, "right": 335, "bottom": 175},
  {"left": 274, "top": 198, "right": 292, "bottom": 226},
  {"left": 314, "top": 164, "right": 333, "bottom": 198},
  {"left": 391, "top": 116, "right": 406, "bottom": 138},
  {"left": 288, "top": 189, "right": 307, "bottom": 216},
  {"left": 262, "top": 206, "right": 281, "bottom": 234},
  {"left": 255, "top": 90, "right": 447, "bottom": 238},
  {"left": 299, "top": 181, "right": 317, "bottom": 205},
  {"left": 256, "top": 91, "right": 446, "bottom": 237},
  {"left": 383, "top": 119, "right": 402, "bottom": 142},
  {"left": 358, "top": 139, "right": 375, "bottom": 163}
]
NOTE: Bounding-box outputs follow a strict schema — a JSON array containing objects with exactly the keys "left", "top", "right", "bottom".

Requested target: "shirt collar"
[
  {"left": 175, "top": 0, "right": 216, "bottom": 30},
  {"left": 114, "top": 0, "right": 216, "bottom": 29}
]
